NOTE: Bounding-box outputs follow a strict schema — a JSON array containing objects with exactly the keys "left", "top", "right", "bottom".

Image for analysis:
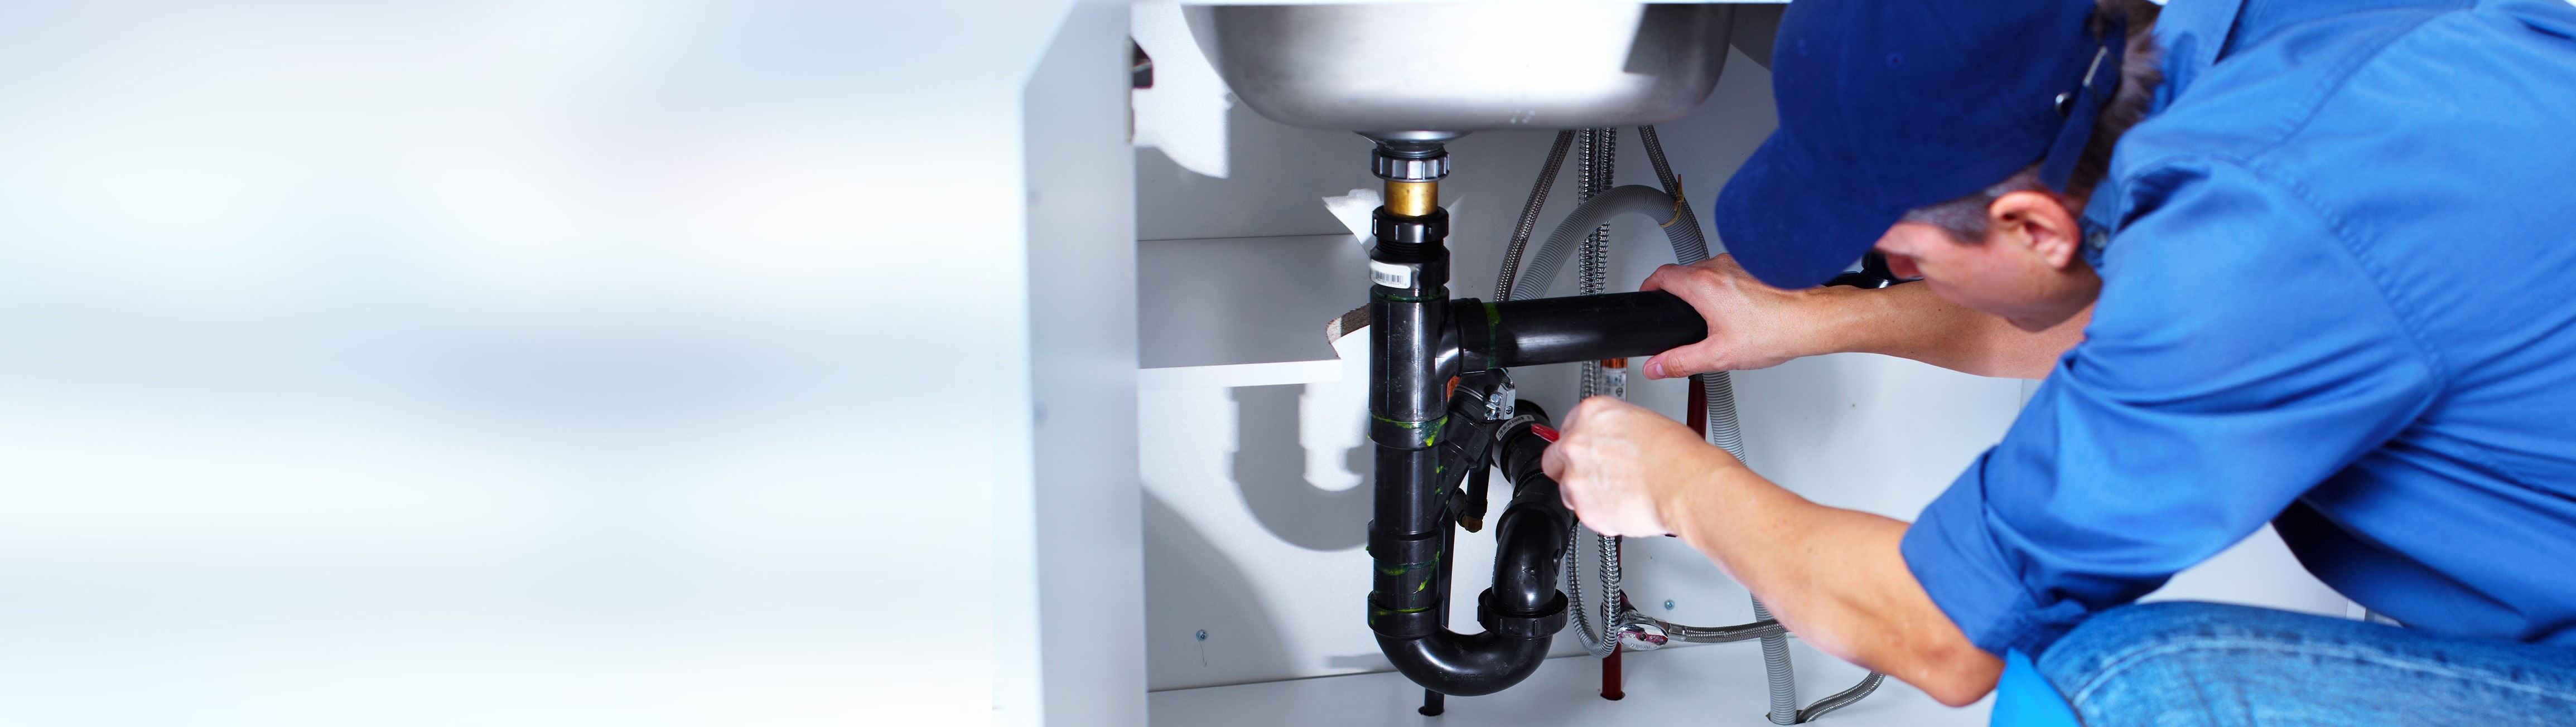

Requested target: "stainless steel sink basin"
[{"left": 1192, "top": 2, "right": 1735, "bottom": 134}]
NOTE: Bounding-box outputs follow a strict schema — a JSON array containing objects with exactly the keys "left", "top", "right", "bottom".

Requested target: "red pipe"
[
  {"left": 1603, "top": 372, "right": 1711, "bottom": 700},
  {"left": 1605, "top": 367, "right": 1707, "bottom": 701},
  {"left": 1600, "top": 572, "right": 1627, "bottom": 700}
]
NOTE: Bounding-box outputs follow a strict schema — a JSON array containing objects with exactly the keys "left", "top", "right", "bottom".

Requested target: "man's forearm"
[
  {"left": 1662, "top": 459, "right": 2004, "bottom": 706},
  {"left": 1821, "top": 283, "right": 2086, "bottom": 379}
]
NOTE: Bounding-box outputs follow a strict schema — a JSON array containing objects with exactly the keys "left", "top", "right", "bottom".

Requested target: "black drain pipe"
[
  {"left": 1361, "top": 137, "right": 1462, "bottom": 691},
  {"left": 1359, "top": 135, "right": 1709, "bottom": 697},
  {"left": 1377, "top": 406, "right": 1573, "bottom": 696},
  {"left": 1362, "top": 135, "right": 1487, "bottom": 692}
]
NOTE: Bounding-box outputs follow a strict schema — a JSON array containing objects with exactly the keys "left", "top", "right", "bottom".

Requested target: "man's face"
[{"left": 1872, "top": 201, "right": 2096, "bottom": 332}]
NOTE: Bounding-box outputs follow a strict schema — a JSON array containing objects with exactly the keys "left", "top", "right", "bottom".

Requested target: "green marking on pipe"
[
  {"left": 1375, "top": 292, "right": 1451, "bottom": 303},
  {"left": 1369, "top": 414, "right": 1444, "bottom": 447},
  {"left": 1378, "top": 550, "right": 1443, "bottom": 578},
  {"left": 1472, "top": 303, "right": 1504, "bottom": 373}
]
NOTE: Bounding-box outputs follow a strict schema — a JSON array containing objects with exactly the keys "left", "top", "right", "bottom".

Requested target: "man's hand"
[
  {"left": 1541, "top": 396, "right": 1742, "bottom": 538},
  {"left": 1543, "top": 397, "right": 2005, "bottom": 707},
  {"left": 1639, "top": 255, "right": 1847, "bottom": 378},
  {"left": 1643, "top": 254, "right": 2090, "bottom": 380}
]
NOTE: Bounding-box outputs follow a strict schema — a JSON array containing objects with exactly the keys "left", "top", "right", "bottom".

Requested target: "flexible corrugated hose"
[
  {"left": 1640, "top": 125, "right": 1884, "bottom": 725},
  {"left": 1508, "top": 185, "right": 1695, "bottom": 303},
  {"left": 1501, "top": 126, "right": 1883, "bottom": 720}
]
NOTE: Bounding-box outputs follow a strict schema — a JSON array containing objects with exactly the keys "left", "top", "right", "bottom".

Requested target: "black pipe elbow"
[
  {"left": 1377, "top": 629, "right": 1553, "bottom": 697},
  {"left": 1377, "top": 417, "right": 1578, "bottom": 697},
  {"left": 1376, "top": 507, "right": 1566, "bottom": 696},
  {"left": 1488, "top": 472, "right": 1571, "bottom": 618}
]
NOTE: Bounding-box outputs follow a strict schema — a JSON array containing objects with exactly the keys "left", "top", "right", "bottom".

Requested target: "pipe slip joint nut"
[
  {"left": 1477, "top": 589, "right": 1569, "bottom": 639},
  {"left": 1372, "top": 208, "right": 1449, "bottom": 250},
  {"left": 1373, "top": 150, "right": 1449, "bottom": 182}
]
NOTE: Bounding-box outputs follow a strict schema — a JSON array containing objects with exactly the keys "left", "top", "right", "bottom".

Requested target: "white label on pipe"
[{"left": 1370, "top": 260, "right": 1415, "bottom": 289}]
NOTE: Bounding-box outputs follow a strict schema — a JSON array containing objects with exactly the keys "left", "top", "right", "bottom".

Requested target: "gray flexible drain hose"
[
  {"left": 1697, "top": 358, "right": 1796, "bottom": 724},
  {"left": 1752, "top": 598, "right": 1800, "bottom": 724},
  {"left": 1502, "top": 126, "right": 1882, "bottom": 721},
  {"left": 1708, "top": 369, "right": 1792, "bottom": 724},
  {"left": 1699, "top": 363, "right": 1793, "bottom": 724},
  {"left": 1640, "top": 126, "right": 1884, "bottom": 724},
  {"left": 1508, "top": 185, "right": 1699, "bottom": 302}
]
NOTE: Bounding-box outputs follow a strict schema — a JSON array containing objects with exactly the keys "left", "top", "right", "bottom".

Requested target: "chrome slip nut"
[{"left": 1373, "top": 152, "right": 1449, "bottom": 182}]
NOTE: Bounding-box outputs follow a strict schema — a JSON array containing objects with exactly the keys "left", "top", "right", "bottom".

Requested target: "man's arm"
[
  {"left": 1564, "top": 166, "right": 2443, "bottom": 706},
  {"left": 1639, "top": 256, "right": 2087, "bottom": 380},
  {"left": 1542, "top": 397, "right": 2003, "bottom": 705}
]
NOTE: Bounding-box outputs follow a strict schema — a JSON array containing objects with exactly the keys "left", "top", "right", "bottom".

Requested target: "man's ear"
[{"left": 1986, "top": 191, "right": 2083, "bottom": 269}]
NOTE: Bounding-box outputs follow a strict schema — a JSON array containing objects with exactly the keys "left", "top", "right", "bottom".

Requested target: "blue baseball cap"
[{"left": 1715, "top": 0, "right": 2126, "bottom": 289}]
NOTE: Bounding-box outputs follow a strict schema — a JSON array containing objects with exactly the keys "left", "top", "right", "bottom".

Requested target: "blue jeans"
[{"left": 2035, "top": 602, "right": 2576, "bottom": 725}]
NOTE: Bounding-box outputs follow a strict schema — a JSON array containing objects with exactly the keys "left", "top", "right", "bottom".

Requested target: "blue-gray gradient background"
[{"left": 0, "top": 1, "right": 1085, "bottom": 724}]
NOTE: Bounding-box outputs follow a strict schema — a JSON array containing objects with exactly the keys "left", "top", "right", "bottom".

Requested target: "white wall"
[{"left": 1021, "top": 2, "right": 1149, "bottom": 725}]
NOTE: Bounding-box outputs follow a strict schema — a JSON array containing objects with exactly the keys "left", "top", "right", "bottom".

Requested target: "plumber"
[{"left": 1544, "top": 0, "right": 2576, "bottom": 720}]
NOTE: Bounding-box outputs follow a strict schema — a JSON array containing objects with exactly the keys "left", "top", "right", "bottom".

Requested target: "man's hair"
[{"left": 1900, "top": 0, "right": 2164, "bottom": 243}]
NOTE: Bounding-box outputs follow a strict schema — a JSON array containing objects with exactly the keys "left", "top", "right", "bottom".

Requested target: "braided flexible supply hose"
[
  {"left": 1584, "top": 128, "right": 1627, "bottom": 660},
  {"left": 1624, "top": 612, "right": 1785, "bottom": 643},
  {"left": 1496, "top": 131, "right": 1576, "bottom": 302},
  {"left": 1563, "top": 520, "right": 1614, "bottom": 657},
  {"left": 1576, "top": 128, "right": 1612, "bottom": 400},
  {"left": 1796, "top": 673, "right": 1887, "bottom": 723},
  {"left": 1564, "top": 128, "right": 1626, "bottom": 658}
]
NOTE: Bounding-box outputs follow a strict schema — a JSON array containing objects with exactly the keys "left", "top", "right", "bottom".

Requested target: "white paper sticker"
[{"left": 1370, "top": 260, "right": 1415, "bottom": 289}]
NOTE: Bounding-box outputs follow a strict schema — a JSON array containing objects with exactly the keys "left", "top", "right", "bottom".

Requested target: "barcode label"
[{"left": 1370, "top": 260, "right": 1415, "bottom": 289}]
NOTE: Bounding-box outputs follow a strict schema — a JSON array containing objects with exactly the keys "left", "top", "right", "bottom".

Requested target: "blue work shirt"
[{"left": 1902, "top": 0, "right": 2576, "bottom": 657}]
